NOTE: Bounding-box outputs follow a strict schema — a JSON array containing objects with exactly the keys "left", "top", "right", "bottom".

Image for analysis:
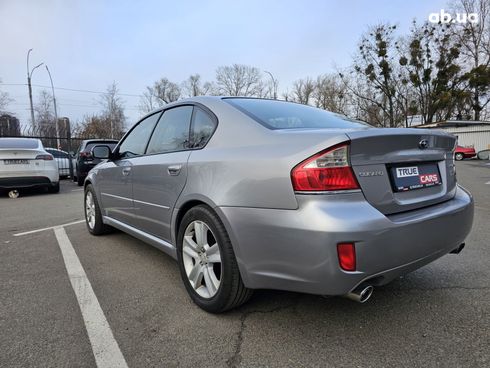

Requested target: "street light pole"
[
  {"left": 264, "top": 70, "right": 278, "bottom": 99},
  {"left": 26, "top": 49, "right": 43, "bottom": 131},
  {"left": 45, "top": 65, "right": 60, "bottom": 149}
]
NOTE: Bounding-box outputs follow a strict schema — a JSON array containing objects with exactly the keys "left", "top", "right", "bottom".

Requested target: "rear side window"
[
  {"left": 224, "top": 98, "right": 368, "bottom": 130},
  {"left": 0, "top": 138, "right": 39, "bottom": 149},
  {"left": 47, "top": 149, "right": 62, "bottom": 158},
  {"left": 190, "top": 108, "right": 217, "bottom": 149},
  {"left": 84, "top": 141, "right": 117, "bottom": 151},
  {"left": 146, "top": 106, "right": 193, "bottom": 155},
  {"left": 85, "top": 142, "right": 117, "bottom": 152},
  {"left": 119, "top": 112, "right": 161, "bottom": 158}
]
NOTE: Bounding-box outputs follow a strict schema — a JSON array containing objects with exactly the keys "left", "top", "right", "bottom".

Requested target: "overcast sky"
[{"left": 0, "top": 0, "right": 447, "bottom": 126}]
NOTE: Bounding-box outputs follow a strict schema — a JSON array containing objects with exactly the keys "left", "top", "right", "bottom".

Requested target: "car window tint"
[
  {"left": 119, "top": 113, "right": 161, "bottom": 158},
  {"left": 224, "top": 98, "right": 368, "bottom": 130},
  {"left": 146, "top": 106, "right": 193, "bottom": 155},
  {"left": 47, "top": 150, "right": 61, "bottom": 158},
  {"left": 85, "top": 142, "right": 117, "bottom": 152},
  {"left": 0, "top": 138, "right": 39, "bottom": 149},
  {"left": 191, "top": 108, "right": 216, "bottom": 148}
]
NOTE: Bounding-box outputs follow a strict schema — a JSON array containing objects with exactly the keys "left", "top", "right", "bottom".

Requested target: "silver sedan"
[{"left": 84, "top": 97, "right": 474, "bottom": 312}]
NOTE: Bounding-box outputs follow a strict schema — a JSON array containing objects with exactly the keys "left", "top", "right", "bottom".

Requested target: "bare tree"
[
  {"left": 138, "top": 86, "right": 159, "bottom": 114},
  {"left": 152, "top": 78, "right": 181, "bottom": 104},
  {"left": 313, "top": 74, "right": 350, "bottom": 114},
  {"left": 181, "top": 74, "right": 213, "bottom": 97},
  {"left": 288, "top": 77, "right": 315, "bottom": 104},
  {"left": 451, "top": 0, "right": 490, "bottom": 120},
  {"left": 79, "top": 115, "right": 115, "bottom": 138},
  {"left": 215, "top": 64, "right": 264, "bottom": 96},
  {"left": 99, "top": 82, "right": 126, "bottom": 139},
  {"left": 0, "top": 79, "right": 13, "bottom": 113},
  {"left": 35, "top": 90, "right": 54, "bottom": 126}
]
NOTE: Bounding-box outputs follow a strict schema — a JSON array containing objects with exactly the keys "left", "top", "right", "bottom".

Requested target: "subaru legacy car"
[
  {"left": 83, "top": 97, "right": 474, "bottom": 313},
  {"left": 0, "top": 137, "right": 59, "bottom": 193}
]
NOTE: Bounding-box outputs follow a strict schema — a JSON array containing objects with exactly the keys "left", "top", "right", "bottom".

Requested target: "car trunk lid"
[
  {"left": 0, "top": 149, "right": 47, "bottom": 171},
  {"left": 346, "top": 128, "right": 457, "bottom": 215}
]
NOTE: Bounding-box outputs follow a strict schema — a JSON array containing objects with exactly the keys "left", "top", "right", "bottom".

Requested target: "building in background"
[
  {"left": 0, "top": 114, "right": 21, "bottom": 136},
  {"left": 415, "top": 121, "right": 490, "bottom": 153}
]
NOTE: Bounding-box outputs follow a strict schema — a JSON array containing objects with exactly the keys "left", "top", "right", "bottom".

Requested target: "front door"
[
  {"left": 97, "top": 159, "right": 133, "bottom": 225},
  {"left": 99, "top": 111, "right": 161, "bottom": 227}
]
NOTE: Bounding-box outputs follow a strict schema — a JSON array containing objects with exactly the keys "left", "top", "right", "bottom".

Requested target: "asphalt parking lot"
[{"left": 1, "top": 160, "right": 489, "bottom": 368}]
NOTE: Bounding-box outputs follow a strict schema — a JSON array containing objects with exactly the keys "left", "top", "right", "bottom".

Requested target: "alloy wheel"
[
  {"left": 182, "top": 220, "right": 222, "bottom": 298},
  {"left": 85, "top": 191, "right": 96, "bottom": 229}
]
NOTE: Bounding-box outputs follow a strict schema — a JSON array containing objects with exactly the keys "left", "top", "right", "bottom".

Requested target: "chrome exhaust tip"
[{"left": 345, "top": 285, "right": 374, "bottom": 303}]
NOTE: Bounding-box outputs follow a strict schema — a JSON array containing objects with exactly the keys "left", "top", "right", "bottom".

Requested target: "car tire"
[
  {"left": 455, "top": 153, "right": 464, "bottom": 161},
  {"left": 77, "top": 175, "right": 84, "bottom": 186},
  {"left": 176, "top": 205, "right": 253, "bottom": 313},
  {"left": 48, "top": 182, "right": 60, "bottom": 193},
  {"left": 84, "top": 184, "right": 112, "bottom": 235}
]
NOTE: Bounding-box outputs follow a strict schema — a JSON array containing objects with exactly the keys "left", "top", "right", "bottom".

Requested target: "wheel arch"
[{"left": 171, "top": 194, "right": 251, "bottom": 287}]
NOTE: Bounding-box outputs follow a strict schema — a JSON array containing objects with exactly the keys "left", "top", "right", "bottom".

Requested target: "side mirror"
[{"left": 92, "top": 145, "right": 111, "bottom": 159}]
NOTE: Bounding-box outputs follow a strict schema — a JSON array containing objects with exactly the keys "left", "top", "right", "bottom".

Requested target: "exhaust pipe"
[
  {"left": 345, "top": 285, "right": 374, "bottom": 303},
  {"left": 450, "top": 243, "right": 465, "bottom": 254}
]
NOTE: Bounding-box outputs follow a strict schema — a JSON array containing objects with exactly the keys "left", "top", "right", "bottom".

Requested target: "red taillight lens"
[
  {"left": 35, "top": 154, "right": 53, "bottom": 161},
  {"left": 80, "top": 151, "right": 92, "bottom": 159},
  {"left": 291, "top": 143, "right": 359, "bottom": 191},
  {"left": 337, "top": 243, "right": 356, "bottom": 271}
]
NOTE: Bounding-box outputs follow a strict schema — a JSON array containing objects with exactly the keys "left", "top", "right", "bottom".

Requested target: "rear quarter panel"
[{"left": 177, "top": 99, "right": 353, "bottom": 210}]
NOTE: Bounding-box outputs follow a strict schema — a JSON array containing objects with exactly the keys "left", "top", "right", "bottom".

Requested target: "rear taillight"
[
  {"left": 80, "top": 151, "right": 92, "bottom": 159},
  {"left": 35, "top": 154, "right": 53, "bottom": 161},
  {"left": 337, "top": 243, "right": 356, "bottom": 271},
  {"left": 291, "top": 142, "right": 359, "bottom": 191}
]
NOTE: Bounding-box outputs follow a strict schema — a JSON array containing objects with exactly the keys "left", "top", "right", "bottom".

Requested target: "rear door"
[
  {"left": 131, "top": 105, "right": 194, "bottom": 242},
  {"left": 347, "top": 128, "right": 457, "bottom": 215},
  {"left": 97, "top": 113, "right": 160, "bottom": 225}
]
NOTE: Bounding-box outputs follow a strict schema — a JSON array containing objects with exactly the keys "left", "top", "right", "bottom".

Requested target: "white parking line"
[
  {"left": 485, "top": 181, "right": 490, "bottom": 185},
  {"left": 13, "top": 220, "right": 85, "bottom": 237},
  {"left": 71, "top": 189, "right": 84, "bottom": 192},
  {"left": 54, "top": 227, "right": 128, "bottom": 368}
]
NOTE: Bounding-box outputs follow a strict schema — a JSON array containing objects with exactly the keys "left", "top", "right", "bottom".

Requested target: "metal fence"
[{"left": 0, "top": 116, "right": 119, "bottom": 178}]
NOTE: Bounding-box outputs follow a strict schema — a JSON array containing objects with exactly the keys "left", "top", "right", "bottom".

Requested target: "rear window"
[
  {"left": 84, "top": 142, "right": 117, "bottom": 152},
  {"left": 224, "top": 98, "right": 368, "bottom": 130},
  {"left": 0, "top": 138, "right": 39, "bottom": 149}
]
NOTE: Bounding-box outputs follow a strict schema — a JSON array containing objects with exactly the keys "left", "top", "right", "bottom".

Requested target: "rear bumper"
[
  {"left": 218, "top": 185, "right": 474, "bottom": 296},
  {"left": 0, "top": 176, "right": 57, "bottom": 189},
  {"left": 77, "top": 161, "right": 99, "bottom": 176}
]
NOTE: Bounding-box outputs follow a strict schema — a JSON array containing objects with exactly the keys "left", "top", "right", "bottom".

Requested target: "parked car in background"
[
  {"left": 455, "top": 145, "right": 476, "bottom": 160},
  {"left": 477, "top": 149, "right": 490, "bottom": 160},
  {"left": 74, "top": 139, "right": 118, "bottom": 186},
  {"left": 0, "top": 138, "right": 59, "bottom": 193},
  {"left": 45, "top": 148, "right": 72, "bottom": 179},
  {"left": 83, "top": 97, "right": 473, "bottom": 313}
]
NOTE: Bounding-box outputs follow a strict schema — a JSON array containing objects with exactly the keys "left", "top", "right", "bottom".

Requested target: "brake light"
[
  {"left": 291, "top": 143, "right": 359, "bottom": 191},
  {"left": 337, "top": 243, "right": 356, "bottom": 271},
  {"left": 80, "top": 151, "right": 92, "bottom": 159},
  {"left": 35, "top": 154, "right": 53, "bottom": 161}
]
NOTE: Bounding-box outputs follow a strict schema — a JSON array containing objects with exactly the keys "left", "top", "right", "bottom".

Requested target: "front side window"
[
  {"left": 190, "top": 108, "right": 217, "bottom": 149},
  {"left": 146, "top": 106, "right": 193, "bottom": 155},
  {"left": 118, "top": 112, "right": 161, "bottom": 158}
]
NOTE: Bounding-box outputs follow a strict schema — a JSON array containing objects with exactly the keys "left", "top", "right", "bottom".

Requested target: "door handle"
[
  {"left": 167, "top": 164, "right": 182, "bottom": 176},
  {"left": 122, "top": 167, "right": 131, "bottom": 176}
]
